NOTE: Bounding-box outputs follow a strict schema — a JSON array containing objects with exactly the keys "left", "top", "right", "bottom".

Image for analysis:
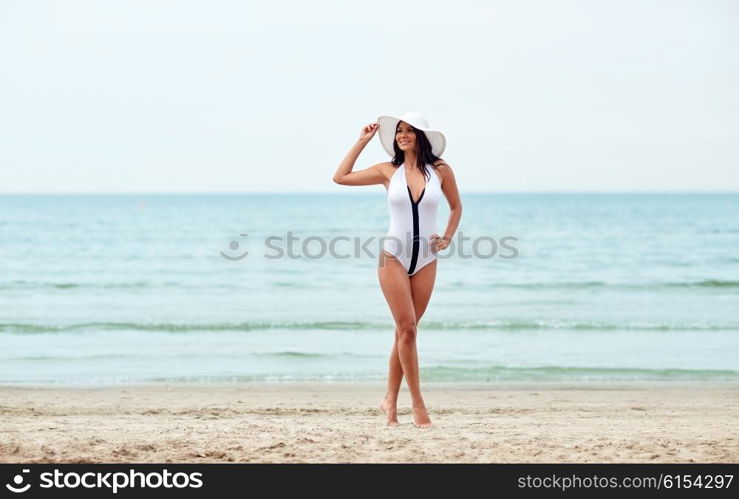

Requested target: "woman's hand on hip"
[{"left": 430, "top": 234, "right": 451, "bottom": 253}]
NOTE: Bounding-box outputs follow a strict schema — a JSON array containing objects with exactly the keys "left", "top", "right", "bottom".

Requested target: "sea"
[{"left": 1, "top": 192, "right": 737, "bottom": 384}]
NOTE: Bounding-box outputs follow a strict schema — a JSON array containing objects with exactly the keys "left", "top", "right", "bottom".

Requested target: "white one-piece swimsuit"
[{"left": 382, "top": 163, "right": 442, "bottom": 276}]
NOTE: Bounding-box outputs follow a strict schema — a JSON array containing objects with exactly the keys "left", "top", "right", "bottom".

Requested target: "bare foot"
[
  {"left": 380, "top": 398, "right": 399, "bottom": 426},
  {"left": 412, "top": 404, "right": 433, "bottom": 428}
]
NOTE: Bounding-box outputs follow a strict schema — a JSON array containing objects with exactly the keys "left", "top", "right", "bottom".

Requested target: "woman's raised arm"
[{"left": 333, "top": 123, "right": 387, "bottom": 186}]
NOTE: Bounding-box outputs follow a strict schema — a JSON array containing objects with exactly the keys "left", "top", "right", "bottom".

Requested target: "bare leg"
[
  {"left": 380, "top": 329, "right": 403, "bottom": 426},
  {"left": 378, "top": 251, "right": 437, "bottom": 427},
  {"left": 378, "top": 252, "right": 409, "bottom": 426},
  {"left": 380, "top": 327, "right": 402, "bottom": 425},
  {"left": 408, "top": 259, "right": 437, "bottom": 427},
  {"left": 384, "top": 262, "right": 436, "bottom": 414}
]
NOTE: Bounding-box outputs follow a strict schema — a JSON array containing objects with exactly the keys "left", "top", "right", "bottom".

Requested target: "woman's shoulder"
[
  {"left": 431, "top": 159, "right": 452, "bottom": 179},
  {"left": 373, "top": 161, "right": 397, "bottom": 184},
  {"left": 378, "top": 161, "right": 398, "bottom": 175}
]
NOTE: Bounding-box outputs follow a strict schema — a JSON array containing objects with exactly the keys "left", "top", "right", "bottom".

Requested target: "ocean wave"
[
  {"left": 0, "top": 321, "right": 380, "bottom": 333},
  {"left": 420, "top": 365, "right": 739, "bottom": 381},
  {"left": 0, "top": 280, "right": 182, "bottom": 290},
  {"left": 2, "top": 365, "right": 736, "bottom": 384},
  {"left": 1, "top": 319, "right": 738, "bottom": 334},
  {"left": 668, "top": 280, "right": 739, "bottom": 288},
  {"left": 2, "top": 279, "right": 739, "bottom": 291},
  {"left": 254, "top": 351, "right": 336, "bottom": 359},
  {"left": 3, "top": 351, "right": 357, "bottom": 361},
  {"left": 491, "top": 280, "right": 739, "bottom": 290}
]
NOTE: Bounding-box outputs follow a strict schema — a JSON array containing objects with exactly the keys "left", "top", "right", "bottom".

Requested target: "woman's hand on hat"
[{"left": 359, "top": 123, "right": 379, "bottom": 142}]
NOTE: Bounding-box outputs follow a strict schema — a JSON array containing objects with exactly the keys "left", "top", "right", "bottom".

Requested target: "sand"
[{"left": 1, "top": 381, "right": 737, "bottom": 463}]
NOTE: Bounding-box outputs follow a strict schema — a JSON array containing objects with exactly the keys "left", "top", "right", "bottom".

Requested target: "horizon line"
[{"left": 0, "top": 190, "right": 738, "bottom": 196}]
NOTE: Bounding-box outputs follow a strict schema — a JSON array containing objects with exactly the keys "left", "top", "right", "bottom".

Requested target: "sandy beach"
[{"left": 1, "top": 381, "right": 737, "bottom": 463}]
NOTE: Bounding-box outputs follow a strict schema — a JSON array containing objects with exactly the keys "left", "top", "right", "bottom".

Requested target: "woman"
[{"left": 333, "top": 111, "right": 462, "bottom": 427}]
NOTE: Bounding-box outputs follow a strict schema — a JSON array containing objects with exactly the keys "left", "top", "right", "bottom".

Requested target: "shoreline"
[
  {"left": 2, "top": 381, "right": 737, "bottom": 463},
  {"left": 2, "top": 378, "right": 738, "bottom": 390}
]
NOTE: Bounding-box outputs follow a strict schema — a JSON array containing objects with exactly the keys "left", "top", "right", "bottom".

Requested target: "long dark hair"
[{"left": 391, "top": 122, "right": 442, "bottom": 181}]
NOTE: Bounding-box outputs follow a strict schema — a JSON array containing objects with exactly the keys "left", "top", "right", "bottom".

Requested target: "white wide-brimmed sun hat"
[{"left": 376, "top": 111, "right": 446, "bottom": 157}]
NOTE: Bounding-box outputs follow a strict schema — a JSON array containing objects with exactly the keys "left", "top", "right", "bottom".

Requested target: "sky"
[{"left": 1, "top": 0, "right": 737, "bottom": 193}]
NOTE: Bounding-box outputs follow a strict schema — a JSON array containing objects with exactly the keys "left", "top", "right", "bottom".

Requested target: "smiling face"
[{"left": 395, "top": 121, "right": 417, "bottom": 153}]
